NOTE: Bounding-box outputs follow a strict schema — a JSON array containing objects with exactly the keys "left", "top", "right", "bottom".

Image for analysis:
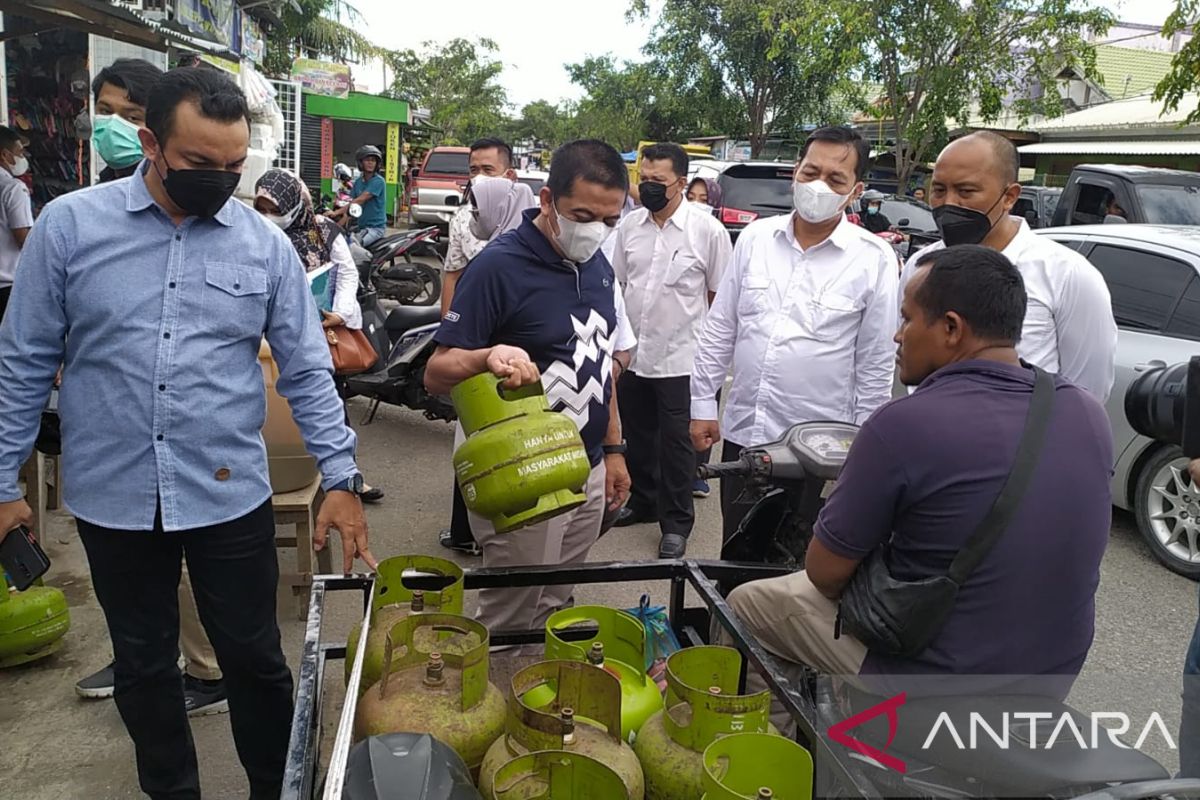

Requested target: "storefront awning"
[
  {"left": 1018, "top": 140, "right": 1200, "bottom": 156},
  {"left": 0, "top": 0, "right": 238, "bottom": 58}
]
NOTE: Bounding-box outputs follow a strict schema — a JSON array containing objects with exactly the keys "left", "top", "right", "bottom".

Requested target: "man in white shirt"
[
  {"left": 611, "top": 143, "right": 732, "bottom": 558},
  {"left": 690, "top": 126, "right": 899, "bottom": 546},
  {"left": 901, "top": 131, "right": 1116, "bottom": 402},
  {"left": 0, "top": 126, "right": 33, "bottom": 322}
]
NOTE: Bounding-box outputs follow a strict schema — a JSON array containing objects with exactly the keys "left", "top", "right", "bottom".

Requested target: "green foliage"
[
  {"left": 1154, "top": 0, "right": 1200, "bottom": 123},
  {"left": 631, "top": 0, "right": 861, "bottom": 157},
  {"left": 263, "top": 0, "right": 389, "bottom": 78},
  {"left": 387, "top": 38, "right": 509, "bottom": 145},
  {"left": 855, "top": 0, "right": 1113, "bottom": 184}
]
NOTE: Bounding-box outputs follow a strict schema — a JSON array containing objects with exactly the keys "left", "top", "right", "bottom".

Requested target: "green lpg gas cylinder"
[
  {"left": 700, "top": 733, "right": 814, "bottom": 800},
  {"left": 479, "top": 660, "right": 645, "bottom": 800},
  {"left": 634, "top": 646, "right": 776, "bottom": 800},
  {"left": 0, "top": 569, "right": 70, "bottom": 668},
  {"left": 524, "top": 606, "right": 663, "bottom": 742},
  {"left": 492, "top": 751, "right": 628, "bottom": 800},
  {"left": 451, "top": 374, "right": 591, "bottom": 533},
  {"left": 354, "top": 613, "right": 506, "bottom": 778},
  {"left": 345, "top": 555, "right": 465, "bottom": 690}
]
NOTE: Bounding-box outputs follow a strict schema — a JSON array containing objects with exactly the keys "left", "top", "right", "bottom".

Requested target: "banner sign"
[
  {"left": 241, "top": 16, "right": 266, "bottom": 65},
  {"left": 320, "top": 118, "right": 334, "bottom": 180},
  {"left": 385, "top": 123, "right": 400, "bottom": 184},
  {"left": 176, "top": 0, "right": 239, "bottom": 50},
  {"left": 291, "top": 58, "right": 352, "bottom": 99}
]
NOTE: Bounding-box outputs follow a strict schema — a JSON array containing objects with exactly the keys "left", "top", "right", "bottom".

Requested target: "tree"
[
  {"left": 263, "top": 0, "right": 388, "bottom": 78},
  {"left": 510, "top": 100, "right": 574, "bottom": 148},
  {"left": 1154, "top": 1, "right": 1200, "bottom": 123},
  {"left": 388, "top": 38, "right": 509, "bottom": 145},
  {"left": 855, "top": 0, "right": 1114, "bottom": 186},
  {"left": 630, "top": 0, "right": 862, "bottom": 157}
]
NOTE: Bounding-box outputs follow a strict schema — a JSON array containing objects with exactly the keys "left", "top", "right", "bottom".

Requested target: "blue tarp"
[{"left": 621, "top": 151, "right": 637, "bottom": 162}]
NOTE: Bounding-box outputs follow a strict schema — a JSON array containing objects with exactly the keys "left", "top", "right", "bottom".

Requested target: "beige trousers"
[
  {"left": 462, "top": 433, "right": 608, "bottom": 640},
  {"left": 178, "top": 565, "right": 221, "bottom": 680},
  {"left": 720, "top": 570, "right": 867, "bottom": 732}
]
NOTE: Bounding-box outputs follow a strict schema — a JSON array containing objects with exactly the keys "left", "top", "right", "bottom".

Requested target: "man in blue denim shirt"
[{"left": 0, "top": 68, "right": 375, "bottom": 799}]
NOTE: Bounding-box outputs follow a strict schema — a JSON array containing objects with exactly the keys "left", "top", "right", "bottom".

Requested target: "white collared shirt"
[
  {"left": 0, "top": 168, "right": 32, "bottom": 287},
  {"left": 611, "top": 200, "right": 731, "bottom": 377},
  {"left": 901, "top": 218, "right": 1117, "bottom": 402},
  {"left": 691, "top": 213, "right": 900, "bottom": 447}
]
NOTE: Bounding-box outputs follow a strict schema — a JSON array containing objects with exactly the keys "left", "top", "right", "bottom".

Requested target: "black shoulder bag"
[{"left": 836, "top": 366, "right": 1055, "bottom": 659}]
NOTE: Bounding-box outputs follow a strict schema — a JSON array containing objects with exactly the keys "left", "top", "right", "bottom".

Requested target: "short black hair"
[
  {"left": 962, "top": 131, "right": 1019, "bottom": 184},
  {"left": 799, "top": 126, "right": 871, "bottom": 182},
  {"left": 640, "top": 143, "right": 688, "bottom": 180},
  {"left": 0, "top": 125, "right": 21, "bottom": 153},
  {"left": 469, "top": 137, "right": 513, "bottom": 169},
  {"left": 146, "top": 67, "right": 250, "bottom": 145},
  {"left": 92, "top": 58, "right": 164, "bottom": 108},
  {"left": 547, "top": 139, "right": 629, "bottom": 198},
  {"left": 914, "top": 245, "right": 1027, "bottom": 342}
]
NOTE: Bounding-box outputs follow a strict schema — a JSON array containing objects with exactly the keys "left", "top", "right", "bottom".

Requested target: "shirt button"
[
  {"left": 163, "top": 332, "right": 170, "bottom": 339},
  {"left": 158, "top": 384, "right": 166, "bottom": 391},
  {"left": 175, "top": 234, "right": 182, "bottom": 241},
  {"left": 234, "top": 282, "right": 241, "bottom": 290},
  {"left": 169, "top": 282, "right": 176, "bottom": 289},
  {"left": 156, "top": 434, "right": 164, "bottom": 441},
  {"left": 214, "top": 468, "right": 231, "bottom": 481}
]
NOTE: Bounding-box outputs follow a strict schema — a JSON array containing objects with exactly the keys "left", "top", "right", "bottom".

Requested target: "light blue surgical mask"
[{"left": 93, "top": 114, "right": 144, "bottom": 169}]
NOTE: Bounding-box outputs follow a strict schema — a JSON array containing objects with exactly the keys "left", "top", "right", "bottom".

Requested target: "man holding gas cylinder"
[{"left": 425, "top": 139, "right": 633, "bottom": 639}]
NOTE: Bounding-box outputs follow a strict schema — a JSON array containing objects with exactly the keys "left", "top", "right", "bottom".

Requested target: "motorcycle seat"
[
  {"left": 385, "top": 305, "right": 442, "bottom": 337},
  {"left": 842, "top": 688, "right": 1168, "bottom": 795}
]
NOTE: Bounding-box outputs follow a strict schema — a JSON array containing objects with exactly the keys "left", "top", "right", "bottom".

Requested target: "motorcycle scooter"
[{"left": 700, "top": 423, "right": 1191, "bottom": 799}]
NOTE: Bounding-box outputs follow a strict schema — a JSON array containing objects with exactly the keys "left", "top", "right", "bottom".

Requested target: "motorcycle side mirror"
[
  {"left": 348, "top": 204, "right": 363, "bottom": 219},
  {"left": 898, "top": 217, "right": 910, "bottom": 227}
]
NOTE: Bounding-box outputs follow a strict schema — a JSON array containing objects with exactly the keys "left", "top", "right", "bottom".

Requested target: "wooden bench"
[
  {"left": 273, "top": 474, "right": 332, "bottom": 619},
  {"left": 19, "top": 453, "right": 50, "bottom": 542}
]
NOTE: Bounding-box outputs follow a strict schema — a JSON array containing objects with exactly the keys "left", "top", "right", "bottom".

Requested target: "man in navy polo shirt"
[
  {"left": 724, "top": 245, "right": 1111, "bottom": 709},
  {"left": 426, "top": 139, "right": 632, "bottom": 636}
]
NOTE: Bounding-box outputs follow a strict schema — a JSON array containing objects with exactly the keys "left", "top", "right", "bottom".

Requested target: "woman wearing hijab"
[
  {"left": 253, "top": 169, "right": 384, "bottom": 503},
  {"left": 686, "top": 177, "right": 723, "bottom": 213},
  {"left": 466, "top": 174, "right": 537, "bottom": 242}
]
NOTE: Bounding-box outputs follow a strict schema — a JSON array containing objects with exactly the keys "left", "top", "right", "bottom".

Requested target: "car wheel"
[{"left": 1134, "top": 445, "right": 1200, "bottom": 579}]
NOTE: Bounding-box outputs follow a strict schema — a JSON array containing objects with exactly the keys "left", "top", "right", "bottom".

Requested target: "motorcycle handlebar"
[{"left": 697, "top": 460, "right": 750, "bottom": 480}]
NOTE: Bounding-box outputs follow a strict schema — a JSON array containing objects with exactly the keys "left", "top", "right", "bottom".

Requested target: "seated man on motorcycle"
[
  {"left": 723, "top": 244, "right": 1112, "bottom": 706},
  {"left": 329, "top": 145, "right": 388, "bottom": 247},
  {"left": 860, "top": 189, "right": 893, "bottom": 234}
]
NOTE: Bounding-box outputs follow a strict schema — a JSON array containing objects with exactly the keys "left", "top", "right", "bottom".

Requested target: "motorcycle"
[
  {"left": 699, "top": 423, "right": 1194, "bottom": 799},
  {"left": 362, "top": 225, "right": 442, "bottom": 307},
  {"left": 340, "top": 262, "right": 454, "bottom": 426}
]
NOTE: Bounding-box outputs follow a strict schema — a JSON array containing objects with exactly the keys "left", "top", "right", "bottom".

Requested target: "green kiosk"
[{"left": 301, "top": 91, "right": 410, "bottom": 221}]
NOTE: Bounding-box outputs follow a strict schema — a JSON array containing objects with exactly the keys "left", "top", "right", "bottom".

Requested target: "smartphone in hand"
[{"left": 0, "top": 526, "right": 51, "bottom": 591}]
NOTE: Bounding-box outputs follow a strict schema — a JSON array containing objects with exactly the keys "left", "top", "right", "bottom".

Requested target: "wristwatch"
[
  {"left": 602, "top": 441, "right": 628, "bottom": 456},
  {"left": 329, "top": 473, "right": 365, "bottom": 495}
]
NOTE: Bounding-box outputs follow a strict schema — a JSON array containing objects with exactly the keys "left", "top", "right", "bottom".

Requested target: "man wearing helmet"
[
  {"left": 860, "top": 189, "right": 893, "bottom": 234},
  {"left": 330, "top": 145, "right": 387, "bottom": 246}
]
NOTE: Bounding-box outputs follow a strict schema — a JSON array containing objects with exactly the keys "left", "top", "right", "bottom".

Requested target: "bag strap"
[{"left": 947, "top": 366, "right": 1055, "bottom": 585}]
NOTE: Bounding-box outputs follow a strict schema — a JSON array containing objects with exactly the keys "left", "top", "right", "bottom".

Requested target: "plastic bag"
[{"left": 625, "top": 594, "right": 682, "bottom": 693}]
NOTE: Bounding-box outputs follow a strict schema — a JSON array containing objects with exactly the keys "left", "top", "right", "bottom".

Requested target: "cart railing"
[{"left": 281, "top": 558, "right": 882, "bottom": 799}]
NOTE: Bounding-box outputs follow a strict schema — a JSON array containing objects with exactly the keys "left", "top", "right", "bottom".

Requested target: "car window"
[
  {"left": 517, "top": 177, "right": 545, "bottom": 193},
  {"left": 718, "top": 164, "right": 794, "bottom": 215},
  {"left": 1137, "top": 184, "right": 1200, "bottom": 226},
  {"left": 1167, "top": 277, "right": 1200, "bottom": 340},
  {"left": 880, "top": 199, "right": 935, "bottom": 232},
  {"left": 1042, "top": 191, "right": 1060, "bottom": 219},
  {"left": 1072, "top": 182, "right": 1111, "bottom": 225},
  {"left": 1013, "top": 197, "right": 1036, "bottom": 225},
  {"left": 1086, "top": 244, "right": 1193, "bottom": 331},
  {"left": 423, "top": 152, "right": 470, "bottom": 176}
]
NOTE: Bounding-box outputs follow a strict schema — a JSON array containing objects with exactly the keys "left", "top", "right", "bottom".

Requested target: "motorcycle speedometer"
[{"left": 795, "top": 424, "right": 857, "bottom": 464}]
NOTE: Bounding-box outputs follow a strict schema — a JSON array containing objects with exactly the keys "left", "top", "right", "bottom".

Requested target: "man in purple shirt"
[{"left": 726, "top": 244, "right": 1112, "bottom": 700}]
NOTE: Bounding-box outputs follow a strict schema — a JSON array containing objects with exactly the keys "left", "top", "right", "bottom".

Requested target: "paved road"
[{"left": 1, "top": 399, "right": 1195, "bottom": 797}]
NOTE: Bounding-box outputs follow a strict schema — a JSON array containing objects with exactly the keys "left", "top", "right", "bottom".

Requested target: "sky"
[{"left": 350, "top": 0, "right": 1182, "bottom": 109}]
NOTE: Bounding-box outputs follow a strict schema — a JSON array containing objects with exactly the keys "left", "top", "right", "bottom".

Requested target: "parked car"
[
  {"left": 1051, "top": 165, "right": 1200, "bottom": 227},
  {"left": 1014, "top": 186, "right": 1062, "bottom": 229},
  {"left": 685, "top": 160, "right": 794, "bottom": 241},
  {"left": 1035, "top": 224, "right": 1200, "bottom": 578},
  {"left": 516, "top": 169, "right": 549, "bottom": 194},
  {"left": 407, "top": 146, "right": 470, "bottom": 232}
]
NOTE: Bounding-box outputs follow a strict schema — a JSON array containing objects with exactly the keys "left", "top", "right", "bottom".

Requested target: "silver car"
[{"left": 1036, "top": 225, "right": 1200, "bottom": 578}]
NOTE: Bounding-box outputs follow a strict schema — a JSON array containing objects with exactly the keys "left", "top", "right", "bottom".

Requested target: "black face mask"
[
  {"left": 639, "top": 180, "right": 674, "bottom": 213},
  {"left": 932, "top": 192, "right": 1007, "bottom": 246},
  {"left": 156, "top": 156, "right": 240, "bottom": 218}
]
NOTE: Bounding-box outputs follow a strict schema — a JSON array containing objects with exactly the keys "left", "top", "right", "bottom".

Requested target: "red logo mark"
[{"left": 826, "top": 692, "right": 908, "bottom": 774}]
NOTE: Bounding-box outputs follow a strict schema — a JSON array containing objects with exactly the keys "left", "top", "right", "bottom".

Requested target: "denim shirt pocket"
[{"left": 203, "top": 263, "right": 270, "bottom": 341}]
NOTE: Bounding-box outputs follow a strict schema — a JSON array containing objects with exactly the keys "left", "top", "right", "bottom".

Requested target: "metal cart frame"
[{"left": 281, "top": 558, "right": 883, "bottom": 799}]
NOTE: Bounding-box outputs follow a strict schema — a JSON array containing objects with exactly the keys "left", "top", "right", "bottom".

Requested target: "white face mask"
[
  {"left": 553, "top": 202, "right": 611, "bottom": 263},
  {"left": 9, "top": 155, "right": 28, "bottom": 178},
  {"left": 793, "top": 179, "right": 849, "bottom": 224},
  {"left": 263, "top": 203, "right": 302, "bottom": 230}
]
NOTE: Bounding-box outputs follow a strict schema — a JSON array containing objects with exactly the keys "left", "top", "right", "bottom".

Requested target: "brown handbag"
[{"left": 325, "top": 326, "right": 377, "bottom": 375}]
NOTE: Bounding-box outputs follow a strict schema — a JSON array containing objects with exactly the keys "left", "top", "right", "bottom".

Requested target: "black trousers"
[
  {"left": 77, "top": 501, "right": 293, "bottom": 800},
  {"left": 619, "top": 372, "right": 695, "bottom": 538},
  {"left": 448, "top": 480, "right": 474, "bottom": 546},
  {"left": 719, "top": 440, "right": 756, "bottom": 548},
  {"left": 0, "top": 284, "right": 10, "bottom": 323}
]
